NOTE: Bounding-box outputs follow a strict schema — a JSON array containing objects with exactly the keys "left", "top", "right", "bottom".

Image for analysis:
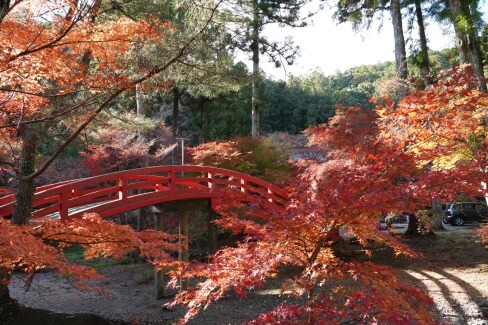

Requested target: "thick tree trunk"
[
  {"left": 431, "top": 198, "right": 444, "bottom": 231},
  {"left": 172, "top": 87, "right": 180, "bottom": 138},
  {"left": 414, "top": 0, "right": 432, "bottom": 88},
  {"left": 404, "top": 214, "right": 421, "bottom": 236},
  {"left": 467, "top": 31, "right": 487, "bottom": 92},
  {"left": 448, "top": 0, "right": 486, "bottom": 92},
  {"left": 0, "top": 0, "right": 10, "bottom": 23},
  {"left": 251, "top": 0, "right": 260, "bottom": 137},
  {"left": 404, "top": 213, "right": 435, "bottom": 236},
  {"left": 12, "top": 128, "right": 39, "bottom": 225},
  {"left": 390, "top": 0, "right": 408, "bottom": 99},
  {"left": 448, "top": 0, "right": 470, "bottom": 64}
]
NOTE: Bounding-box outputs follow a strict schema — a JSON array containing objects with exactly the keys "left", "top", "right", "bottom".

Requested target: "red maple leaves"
[{"left": 167, "top": 66, "right": 486, "bottom": 323}]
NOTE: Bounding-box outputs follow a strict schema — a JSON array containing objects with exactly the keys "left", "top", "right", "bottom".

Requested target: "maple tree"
[
  {"left": 163, "top": 65, "right": 486, "bottom": 323},
  {"left": 0, "top": 213, "right": 184, "bottom": 301},
  {"left": 189, "top": 136, "right": 292, "bottom": 183},
  {"left": 0, "top": 0, "right": 222, "bottom": 224},
  {"left": 0, "top": 0, "right": 220, "bottom": 304},
  {"left": 80, "top": 113, "right": 175, "bottom": 176}
]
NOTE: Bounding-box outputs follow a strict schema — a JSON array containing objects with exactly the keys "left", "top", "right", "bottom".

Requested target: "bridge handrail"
[{"left": 0, "top": 165, "right": 288, "bottom": 221}]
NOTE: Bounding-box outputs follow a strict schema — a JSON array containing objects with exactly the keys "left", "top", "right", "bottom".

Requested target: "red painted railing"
[{"left": 0, "top": 165, "right": 288, "bottom": 221}]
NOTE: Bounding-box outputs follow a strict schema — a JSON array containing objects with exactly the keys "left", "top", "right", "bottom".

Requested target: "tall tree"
[
  {"left": 450, "top": 0, "right": 486, "bottom": 91},
  {"left": 415, "top": 0, "right": 432, "bottom": 86},
  {"left": 119, "top": 0, "right": 241, "bottom": 138},
  {"left": 406, "top": 0, "right": 432, "bottom": 87},
  {"left": 334, "top": 0, "right": 410, "bottom": 99},
  {"left": 391, "top": 0, "right": 409, "bottom": 82},
  {"left": 430, "top": 0, "right": 486, "bottom": 91},
  {"left": 223, "top": 0, "right": 314, "bottom": 137},
  {"left": 193, "top": 62, "right": 253, "bottom": 141}
]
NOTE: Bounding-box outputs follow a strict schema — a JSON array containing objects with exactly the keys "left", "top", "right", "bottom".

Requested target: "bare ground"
[{"left": 7, "top": 223, "right": 488, "bottom": 324}]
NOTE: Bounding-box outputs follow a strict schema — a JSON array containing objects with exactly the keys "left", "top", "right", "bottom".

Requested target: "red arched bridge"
[{"left": 0, "top": 165, "right": 288, "bottom": 221}]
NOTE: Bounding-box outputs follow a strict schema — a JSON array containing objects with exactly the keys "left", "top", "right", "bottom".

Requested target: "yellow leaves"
[
  {"left": 376, "top": 67, "right": 488, "bottom": 176},
  {"left": 430, "top": 150, "right": 471, "bottom": 170}
]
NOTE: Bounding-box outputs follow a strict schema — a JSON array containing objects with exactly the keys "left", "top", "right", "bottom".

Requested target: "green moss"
[{"left": 63, "top": 245, "right": 85, "bottom": 262}]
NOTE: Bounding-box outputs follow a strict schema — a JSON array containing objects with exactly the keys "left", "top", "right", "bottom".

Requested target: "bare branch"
[{"left": 0, "top": 94, "right": 103, "bottom": 129}]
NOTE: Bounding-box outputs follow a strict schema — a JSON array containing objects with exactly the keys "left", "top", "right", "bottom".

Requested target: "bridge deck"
[{"left": 0, "top": 165, "right": 288, "bottom": 221}]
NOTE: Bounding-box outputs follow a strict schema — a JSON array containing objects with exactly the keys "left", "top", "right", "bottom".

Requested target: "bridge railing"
[{"left": 0, "top": 165, "right": 288, "bottom": 221}]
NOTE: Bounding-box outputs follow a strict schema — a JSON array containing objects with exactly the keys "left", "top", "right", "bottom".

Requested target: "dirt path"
[
  {"left": 397, "top": 228, "right": 488, "bottom": 325},
  {"left": 8, "top": 225, "right": 488, "bottom": 324},
  {"left": 8, "top": 264, "right": 292, "bottom": 324}
]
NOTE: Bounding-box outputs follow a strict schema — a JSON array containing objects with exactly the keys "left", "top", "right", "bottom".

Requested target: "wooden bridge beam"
[
  {"left": 153, "top": 199, "right": 211, "bottom": 212},
  {"left": 152, "top": 199, "right": 214, "bottom": 294},
  {"left": 153, "top": 211, "right": 166, "bottom": 299},
  {"left": 207, "top": 210, "right": 218, "bottom": 255},
  {"left": 179, "top": 211, "right": 189, "bottom": 290}
]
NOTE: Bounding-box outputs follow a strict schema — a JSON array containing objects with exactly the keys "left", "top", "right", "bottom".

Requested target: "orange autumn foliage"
[
  {"left": 0, "top": 2, "right": 165, "bottom": 117},
  {"left": 166, "top": 66, "right": 486, "bottom": 324},
  {"left": 190, "top": 137, "right": 292, "bottom": 183},
  {"left": 0, "top": 0, "right": 172, "bottom": 172},
  {"left": 0, "top": 213, "right": 184, "bottom": 290},
  {"left": 477, "top": 223, "right": 488, "bottom": 248}
]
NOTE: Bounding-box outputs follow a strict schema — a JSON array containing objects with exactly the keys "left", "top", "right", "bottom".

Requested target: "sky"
[{"left": 244, "top": 2, "right": 488, "bottom": 80}]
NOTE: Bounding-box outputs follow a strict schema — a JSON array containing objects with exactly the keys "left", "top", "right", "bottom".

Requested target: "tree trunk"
[
  {"left": 179, "top": 211, "right": 189, "bottom": 290},
  {"left": 467, "top": 30, "right": 487, "bottom": 92},
  {"left": 251, "top": 0, "right": 260, "bottom": 137},
  {"left": 403, "top": 214, "right": 421, "bottom": 236},
  {"left": 390, "top": 0, "right": 408, "bottom": 99},
  {"left": 12, "top": 127, "right": 39, "bottom": 225},
  {"left": 448, "top": 0, "right": 486, "bottom": 92},
  {"left": 172, "top": 87, "right": 180, "bottom": 138},
  {"left": 199, "top": 100, "right": 205, "bottom": 144},
  {"left": 448, "top": 0, "right": 470, "bottom": 64},
  {"left": 414, "top": 0, "right": 432, "bottom": 88},
  {"left": 136, "top": 84, "right": 146, "bottom": 116},
  {"left": 0, "top": 0, "right": 10, "bottom": 23},
  {"left": 404, "top": 213, "right": 435, "bottom": 236},
  {"left": 153, "top": 211, "right": 166, "bottom": 299},
  {"left": 431, "top": 198, "right": 444, "bottom": 231}
]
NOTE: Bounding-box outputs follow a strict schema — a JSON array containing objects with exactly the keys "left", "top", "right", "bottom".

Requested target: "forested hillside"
[{"left": 163, "top": 48, "right": 462, "bottom": 140}]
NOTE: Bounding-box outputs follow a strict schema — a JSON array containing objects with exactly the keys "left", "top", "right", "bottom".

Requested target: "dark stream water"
[{"left": 1, "top": 299, "right": 129, "bottom": 325}]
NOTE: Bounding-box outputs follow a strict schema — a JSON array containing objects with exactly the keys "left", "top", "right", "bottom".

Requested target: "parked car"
[{"left": 442, "top": 202, "right": 488, "bottom": 226}]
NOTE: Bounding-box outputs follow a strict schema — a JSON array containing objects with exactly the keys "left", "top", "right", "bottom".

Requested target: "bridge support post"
[
  {"left": 207, "top": 210, "right": 218, "bottom": 254},
  {"left": 153, "top": 211, "right": 166, "bottom": 299},
  {"left": 179, "top": 211, "right": 189, "bottom": 290},
  {"left": 151, "top": 199, "right": 215, "bottom": 293}
]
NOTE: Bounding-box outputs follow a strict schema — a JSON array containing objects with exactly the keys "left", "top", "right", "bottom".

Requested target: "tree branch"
[{"left": 25, "top": 0, "right": 224, "bottom": 181}]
